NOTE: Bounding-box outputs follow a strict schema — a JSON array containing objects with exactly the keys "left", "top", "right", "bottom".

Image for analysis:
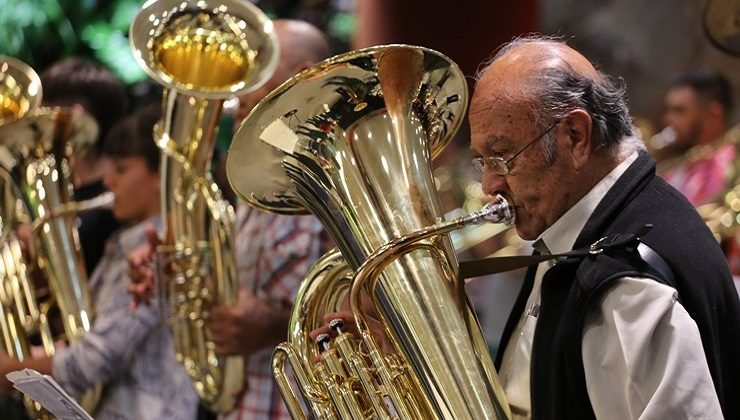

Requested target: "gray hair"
[{"left": 478, "top": 36, "right": 637, "bottom": 163}]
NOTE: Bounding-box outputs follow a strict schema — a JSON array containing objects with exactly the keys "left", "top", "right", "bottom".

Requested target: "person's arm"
[
  {"left": 52, "top": 273, "right": 163, "bottom": 399},
  {"left": 209, "top": 215, "right": 327, "bottom": 357},
  {"left": 126, "top": 224, "right": 160, "bottom": 307},
  {"left": 209, "top": 288, "right": 292, "bottom": 356},
  {"left": 582, "top": 277, "right": 723, "bottom": 419}
]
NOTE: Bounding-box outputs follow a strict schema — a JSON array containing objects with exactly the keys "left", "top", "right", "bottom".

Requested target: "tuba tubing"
[
  {"left": 272, "top": 199, "right": 515, "bottom": 420},
  {"left": 348, "top": 197, "right": 514, "bottom": 419}
]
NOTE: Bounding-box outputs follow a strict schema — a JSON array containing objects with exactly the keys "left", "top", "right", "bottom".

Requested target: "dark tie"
[
  {"left": 532, "top": 238, "right": 551, "bottom": 256},
  {"left": 494, "top": 244, "right": 541, "bottom": 367}
]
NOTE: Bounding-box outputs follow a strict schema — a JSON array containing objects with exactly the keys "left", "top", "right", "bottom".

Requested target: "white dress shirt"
[{"left": 499, "top": 152, "right": 723, "bottom": 419}]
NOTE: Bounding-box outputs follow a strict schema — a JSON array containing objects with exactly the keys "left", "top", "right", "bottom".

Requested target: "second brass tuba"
[
  {"left": 0, "top": 55, "right": 108, "bottom": 418},
  {"left": 228, "top": 45, "right": 512, "bottom": 419},
  {"left": 129, "top": 0, "right": 279, "bottom": 412}
]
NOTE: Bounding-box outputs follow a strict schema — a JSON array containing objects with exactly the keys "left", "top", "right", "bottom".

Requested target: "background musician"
[{"left": 0, "top": 105, "right": 198, "bottom": 420}]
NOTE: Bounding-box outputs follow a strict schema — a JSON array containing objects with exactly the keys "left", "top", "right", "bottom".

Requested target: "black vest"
[{"left": 496, "top": 151, "right": 740, "bottom": 419}]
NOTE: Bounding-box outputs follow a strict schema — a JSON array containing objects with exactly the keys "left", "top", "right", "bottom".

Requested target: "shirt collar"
[
  {"left": 537, "top": 151, "right": 638, "bottom": 254},
  {"left": 117, "top": 216, "right": 161, "bottom": 253}
]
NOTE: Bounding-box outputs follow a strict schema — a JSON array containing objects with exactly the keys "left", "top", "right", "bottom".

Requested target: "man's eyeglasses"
[{"left": 472, "top": 119, "right": 561, "bottom": 176}]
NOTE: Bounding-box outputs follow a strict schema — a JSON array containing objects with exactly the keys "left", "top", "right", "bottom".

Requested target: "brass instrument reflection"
[{"left": 228, "top": 45, "right": 512, "bottom": 419}]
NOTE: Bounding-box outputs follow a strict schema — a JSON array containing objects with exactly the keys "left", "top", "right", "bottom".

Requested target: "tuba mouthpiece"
[{"left": 463, "top": 195, "right": 515, "bottom": 226}]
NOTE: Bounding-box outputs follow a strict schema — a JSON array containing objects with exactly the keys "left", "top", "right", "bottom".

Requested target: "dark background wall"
[{"left": 542, "top": 0, "right": 740, "bottom": 132}]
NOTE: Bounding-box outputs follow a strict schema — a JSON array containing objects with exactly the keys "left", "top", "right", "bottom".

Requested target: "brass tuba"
[
  {"left": 0, "top": 55, "right": 108, "bottom": 417},
  {"left": 129, "top": 0, "right": 279, "bottom": 412},
  {"left": 228, "top": 45, "right": 513, "bottom": 419},
  {"left": 0, "top": 56, "right": 42, "bottom": 125}
]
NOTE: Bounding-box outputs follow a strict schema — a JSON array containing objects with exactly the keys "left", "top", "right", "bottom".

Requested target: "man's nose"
[{"left": 482, "top": 172, "right": 508, "bottom": 197}]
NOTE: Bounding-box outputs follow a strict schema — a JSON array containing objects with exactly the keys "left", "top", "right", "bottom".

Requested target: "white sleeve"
[{"left": 582, "top": 277, "right": 723, "bottom": 420}]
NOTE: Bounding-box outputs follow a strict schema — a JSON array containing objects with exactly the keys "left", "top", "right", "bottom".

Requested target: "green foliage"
[
  {"left": 0, "top": 0, "right": 145, "bottom": 83},
  {"left": 0, "top": 0, "right": 355, "bottom": 84},
  {"left": 327, "top": 11, "right": 355, "bottom": 42}
]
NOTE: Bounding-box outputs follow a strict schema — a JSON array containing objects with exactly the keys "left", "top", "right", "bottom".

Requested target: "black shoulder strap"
[
  {"left": 637, "top": 242, "right": 675, "bottom": 284},
  {"left": 457, "top": 224, "right": 654, "bottom": 280}
]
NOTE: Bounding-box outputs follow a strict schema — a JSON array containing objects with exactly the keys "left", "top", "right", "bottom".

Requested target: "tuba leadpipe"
[
  {"left": 228, "top": 45, "right": 512, "bottom": 419},
  {"left": 347, "top": 198, "right": 514, "bottom": 417},
  {"left": 129, "top": 0, "right": 279, "bottom": 412}
]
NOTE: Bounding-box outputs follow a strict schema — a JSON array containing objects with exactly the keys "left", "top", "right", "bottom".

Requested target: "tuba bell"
[
  {"left": 0, "top": 55, "right": 109, "bottom": 418},
  {"left": 228, "top": 45, "right": 512, "bottom": 419},
  {"left": 129, "top": 0, "right": 279, "bottom": 412},
  {"left": 0, "top": 56, "right": 42, "bottom": 125}
]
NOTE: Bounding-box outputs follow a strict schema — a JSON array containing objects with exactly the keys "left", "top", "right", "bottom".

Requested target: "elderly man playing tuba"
[
  {"left": 468, "top": 36, "right": 740, "bottom": 419},
  {"left": 313, "top": 36, "right": 740, "bottom": 420}
]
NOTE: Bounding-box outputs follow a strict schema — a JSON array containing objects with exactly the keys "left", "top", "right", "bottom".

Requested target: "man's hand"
[
  {"left": 208, "top": 288, "right": 290, "bottom": 357},
  {"left": 127, "top": 224, "right": 160, "bottom": 307},
  {"left": 307, "top": 290, "right": 392, "bottom": 358}
]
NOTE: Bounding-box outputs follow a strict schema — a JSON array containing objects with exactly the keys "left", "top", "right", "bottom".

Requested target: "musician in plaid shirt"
[
  {"left": 210, "top": 206, "right": 332, "bottom": 420},
  {"left": 206, "top": 20, "right": 333, "bottom": 420}
]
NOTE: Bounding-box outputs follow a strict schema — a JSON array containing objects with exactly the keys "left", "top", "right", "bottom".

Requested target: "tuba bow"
[
  {"left": 129, "top": 0, "right": 279, "bottom": 412},
  {"left": 228, "top": 45, "right": 512, "bottom": 419}
]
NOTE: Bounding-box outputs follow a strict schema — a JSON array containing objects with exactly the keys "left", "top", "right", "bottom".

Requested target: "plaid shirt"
[{"left": 221, "top": 205, "right": 331, "bottom": 420}]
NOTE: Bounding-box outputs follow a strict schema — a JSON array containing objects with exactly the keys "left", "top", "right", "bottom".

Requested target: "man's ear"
[{"left": 564, "top": 109, "right": 592, "bottom": 169}]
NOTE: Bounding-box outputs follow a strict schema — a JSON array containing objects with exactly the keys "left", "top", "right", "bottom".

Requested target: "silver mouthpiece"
[{"left": 463, "top": 195, "right": 515, "bottom": 226}]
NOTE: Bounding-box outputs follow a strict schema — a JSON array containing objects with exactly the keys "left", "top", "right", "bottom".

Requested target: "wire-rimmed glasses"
[{"left": 472, "top": 119, "right": 561, "bottom": 176}]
